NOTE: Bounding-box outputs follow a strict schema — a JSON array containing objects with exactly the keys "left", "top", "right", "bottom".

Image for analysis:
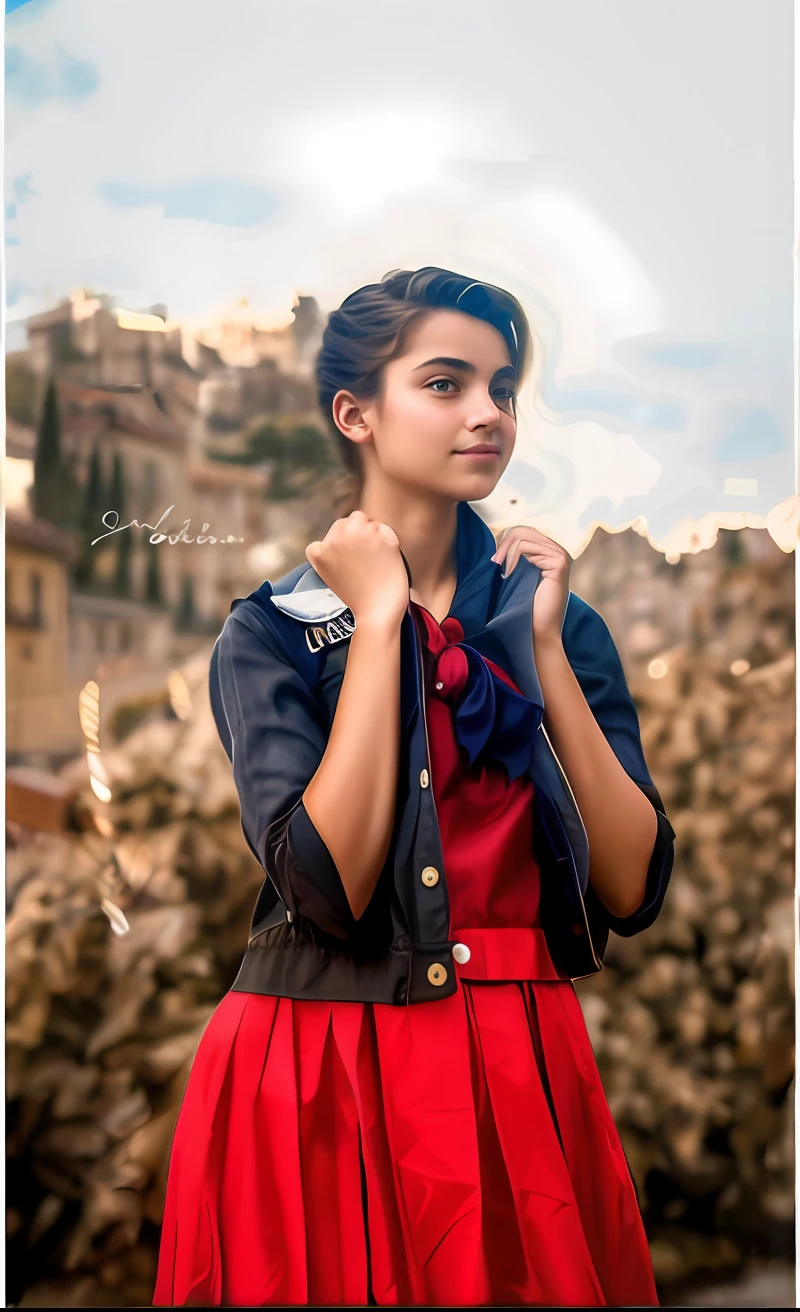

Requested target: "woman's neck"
[{"left": 355, "top": 488, "right": 459, "bottom": 624}]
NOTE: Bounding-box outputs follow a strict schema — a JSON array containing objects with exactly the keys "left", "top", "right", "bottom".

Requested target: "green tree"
[
  {"left": 176, "top": 575, "right": 196, "bottom": 631},
  {"left": 109, "top": 451, "right": 133, "bottom": 596},
  {"left": 207, "top": 418, "right": 335, "bottom": 500},
  {"left": 5, "top": 360, "right": 37, "bottom": 426},
  {"left": 144, "top": 541, "right": 163, "bottom": 606},
  {"left": 32, "top": 378, "right": 82, "bottom": 529},
  {"left": 73, "top": 445, "right": 105, "bottom": 587},
  {"left": 32, "top": 379, "right": 63, "bottom": 522}
]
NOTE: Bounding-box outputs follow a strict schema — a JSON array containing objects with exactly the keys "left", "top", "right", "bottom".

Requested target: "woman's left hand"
[{"left": 491, "top": 525, "right": 573, "bottom": 645}]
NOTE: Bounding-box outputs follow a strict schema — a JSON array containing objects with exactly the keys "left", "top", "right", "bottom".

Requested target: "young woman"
[{"left": 154, "top": 267, "right": 675, "bottom": 1308}]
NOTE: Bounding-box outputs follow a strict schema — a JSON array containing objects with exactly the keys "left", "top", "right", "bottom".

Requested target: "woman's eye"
[{"left": 425, "top": 379, "right": 516, "bottom": 410}]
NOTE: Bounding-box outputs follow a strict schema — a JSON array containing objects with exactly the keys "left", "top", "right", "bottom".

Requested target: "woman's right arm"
[
  {"left": 301, "top": 612, "right": 403, "bottom": 921},
  {"left": 213, "top": 608, "right": 401, "bottom": 940},
  {"left": 212, "top": 511, "right": 411, "bottom": 938},
  {"left": 298, "top": 509, "right": 412, "bottom": 922}
]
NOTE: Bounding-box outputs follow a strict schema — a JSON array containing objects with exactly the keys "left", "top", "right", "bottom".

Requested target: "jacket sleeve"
[
  {"left": 210, "top": 605, "right": 359, "bottom": 941},
  {"left": 561, "top": 592, "right": 676, "bottom": 937}
]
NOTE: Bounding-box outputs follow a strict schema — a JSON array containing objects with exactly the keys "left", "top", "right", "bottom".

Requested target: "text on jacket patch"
[{"left": 305, "top": 609, "right": 356, "bottom": 653}]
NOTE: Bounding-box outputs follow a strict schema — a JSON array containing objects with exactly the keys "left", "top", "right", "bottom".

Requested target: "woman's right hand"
[{"left": 305, "top": 510, "right": 410, "bottom": 628}]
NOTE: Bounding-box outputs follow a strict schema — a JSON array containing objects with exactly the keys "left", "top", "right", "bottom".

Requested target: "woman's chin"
[{"left": 451, "top": 468, "right": 504, "bottom": 497}]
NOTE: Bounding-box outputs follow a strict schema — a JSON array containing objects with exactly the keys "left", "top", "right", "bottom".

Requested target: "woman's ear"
[{"left": 331, "top": 390, "right": 372, "bottom": 444}]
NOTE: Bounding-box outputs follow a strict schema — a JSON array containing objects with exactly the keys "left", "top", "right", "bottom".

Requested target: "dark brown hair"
[{"left": 315, "top": 266, "right": 533, "bottom": 505}]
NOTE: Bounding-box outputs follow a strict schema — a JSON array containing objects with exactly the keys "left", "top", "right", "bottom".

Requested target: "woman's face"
[{"left": 346, "top": 309, "right": 518, "bottom": 500}]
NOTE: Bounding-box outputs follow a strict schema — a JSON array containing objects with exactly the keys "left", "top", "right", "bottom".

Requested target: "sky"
[{"left": 3, "top": 0, "right": 796, "bottom": 555}]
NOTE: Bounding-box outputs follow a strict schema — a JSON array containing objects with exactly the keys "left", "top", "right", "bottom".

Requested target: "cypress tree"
[
  {"left": 109, "top": 451, "right": 132, "bottom": 596},
  {"left": 144, "top": 540, "right": 163, "bottom": 605},
  {"left": 73, "top": 445, "right": 105, "bottom": 587},
  {"left": 32, "top": 377, "right": 83, "bottom": 529},
  {"left": 32, "top": 378, "right": 63, "bottom": 523},
  {"left": 177, "top": 574, "right": 196, "bottom": 630}
]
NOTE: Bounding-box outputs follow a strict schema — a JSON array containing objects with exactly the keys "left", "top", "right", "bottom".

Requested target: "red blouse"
[{"left": 411, "top": 600, "right": 542, "bottom": 931}]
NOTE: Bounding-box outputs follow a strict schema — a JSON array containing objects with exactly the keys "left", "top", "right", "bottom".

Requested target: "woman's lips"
[{"left": 454, "top": 447, "right": 501, "bottom": 459}]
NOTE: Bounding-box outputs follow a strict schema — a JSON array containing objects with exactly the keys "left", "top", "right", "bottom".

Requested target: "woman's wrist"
[
  {"left": 533, "top": 629, "right": 566, "bottom": 660},
  {"left": 351, "top": 607, "right": 406, "bottom": 639}
]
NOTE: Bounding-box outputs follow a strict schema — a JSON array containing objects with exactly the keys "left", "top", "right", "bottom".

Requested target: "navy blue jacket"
[{"left": 209, "top": 500, "right": 675, "bottom": 1004}]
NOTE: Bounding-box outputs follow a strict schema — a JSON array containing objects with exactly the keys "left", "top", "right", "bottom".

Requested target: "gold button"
[
  {"left": 421, "top": 866, "right": 439, "bottom": 887},
  {"left": 427, "top": 963, "right": 447, "bottom": 986},
  {"left": 420, "top": 768, "right": 429, "bottom": 788}
]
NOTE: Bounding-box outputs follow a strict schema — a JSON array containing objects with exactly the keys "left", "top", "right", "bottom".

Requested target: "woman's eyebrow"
[{"left": 411, "top": 356, "right": 516, "bottom": 382}]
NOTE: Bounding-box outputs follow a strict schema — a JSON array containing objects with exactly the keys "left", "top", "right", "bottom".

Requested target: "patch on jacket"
[
  {"left": 302, "top": 612, "right": 356, "bottom": 652},
  {"left": 269, "top": 589, "right": 356, "bottom": 653}
]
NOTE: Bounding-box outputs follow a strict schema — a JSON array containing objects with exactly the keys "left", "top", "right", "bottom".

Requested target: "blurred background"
[{"left": 4, "top": 0, "right": 796, "bottom": 1306}]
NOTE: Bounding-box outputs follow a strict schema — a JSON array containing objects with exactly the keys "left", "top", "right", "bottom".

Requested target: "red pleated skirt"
[{"left": 153, "top": 926, "right": 658, "bottom": 1307}]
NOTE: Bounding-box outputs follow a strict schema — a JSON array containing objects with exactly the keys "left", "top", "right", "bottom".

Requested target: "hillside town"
[{"left": 5, "top": 289, "right": 341, "bottom": 764}]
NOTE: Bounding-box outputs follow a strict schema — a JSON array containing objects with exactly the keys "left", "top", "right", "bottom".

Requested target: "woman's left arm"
[{"left": 492, "top": 525, "right": 657, "bottom": 920}]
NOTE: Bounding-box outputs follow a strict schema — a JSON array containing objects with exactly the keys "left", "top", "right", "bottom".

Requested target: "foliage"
[
  {"left": 31, "top": 379, "right": 83, "bottom": 529},
  {"left": 6, "top": 358, "right": 37, "bottom": 426},
  {"left": 209, "top": 417, "right": 336, "bottom": 499}
]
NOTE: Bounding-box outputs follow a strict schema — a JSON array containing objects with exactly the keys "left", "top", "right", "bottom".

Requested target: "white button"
[
  {"left": 452, "top": 942, "right": 471, "bottom": 964},
  {"left": 420, "top": 768, "right": 429, "bottom": 788},
  {"left": 435, "top": 681, "right": 444, "bottom": 690},
  {"left": 287, "top": 910, "right": 293, "bottom": 923}
]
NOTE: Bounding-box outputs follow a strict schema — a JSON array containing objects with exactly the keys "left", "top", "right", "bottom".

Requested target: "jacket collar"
[{"left": 277, "top": 500, "right": 545, "bottom": 713}]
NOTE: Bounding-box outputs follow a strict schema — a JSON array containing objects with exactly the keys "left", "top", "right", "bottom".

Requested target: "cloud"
[
  {"left": 540, "top": 380, "right": 687, "bottom": 431},
  {"left": 503, "top": 459, "right": 546, "bottom": 503},
  {"left": 613, "top": 332, "right": 731, "bottom": 372},
  {"left": 5, "top": 41, "right": 99, "bottom": 108},
  {"left": 6, "top": 279, "right": 32, "bottom": 307},
  {"left": 716, "top": 407, "right": 785, "bottom": 460},
  {"left": 73, "top": 253, "right": 142, "bottom": 290},
  {"left": 96, "top": 179, "right": 279, "bottom": 227},
  {"left": 13, "top": 170, "right": 38, "bottom": 202}
]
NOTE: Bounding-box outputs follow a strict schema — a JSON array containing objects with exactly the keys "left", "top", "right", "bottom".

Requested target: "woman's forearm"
[
  {"left": 535, "top": 633, "right": 657, "bottom": 919},
  {"left": 302, "top": 614, "right": 403, "bottom": 921}
]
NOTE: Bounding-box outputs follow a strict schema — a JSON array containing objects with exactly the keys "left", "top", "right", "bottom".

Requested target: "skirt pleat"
[{"left": 154, "top": 961, "right": 658, "bottom": 1308}]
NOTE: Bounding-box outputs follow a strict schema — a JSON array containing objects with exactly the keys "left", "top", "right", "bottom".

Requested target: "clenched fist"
[{"left": 306, "top": 511, "right": 410, "bottom": 629}]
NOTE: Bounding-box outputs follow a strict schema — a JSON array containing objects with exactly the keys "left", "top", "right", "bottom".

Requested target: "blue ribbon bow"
[{"left": 435, "top": 641, "right": 543, "bottom": 781}]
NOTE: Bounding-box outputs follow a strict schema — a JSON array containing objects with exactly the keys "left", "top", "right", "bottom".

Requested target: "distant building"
[
  {"left": 185, "top": 294, "right": 323, "bottom": 378},
  {"left": 6, "top": 513, "right": 79, "bottom": 762},
  {"left": 40, "top": 379, "right": 270, "bottom": 627}
]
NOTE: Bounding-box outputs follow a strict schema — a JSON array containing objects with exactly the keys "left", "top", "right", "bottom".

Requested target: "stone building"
[{"left": 6, "top": 513, "right": 78, "bottom": 762}]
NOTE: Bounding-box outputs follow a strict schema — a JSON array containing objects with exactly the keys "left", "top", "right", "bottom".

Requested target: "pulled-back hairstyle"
[{"left": 315, "top": 266, "right": 533, "bottom": 506}]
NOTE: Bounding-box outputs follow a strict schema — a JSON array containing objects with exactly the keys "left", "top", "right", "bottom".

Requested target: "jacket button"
[
  {"left": 420, "top": 768, "right": 429, "bottom": 788},
  {"left": 427, "top": 963, "right": 447, "bottom": 986},
  {"left": 452, "top": 942, "right": 470, "bottom": 964},
  {"left": 421, "top": 866, "right": 439, "bottom": 886}
]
